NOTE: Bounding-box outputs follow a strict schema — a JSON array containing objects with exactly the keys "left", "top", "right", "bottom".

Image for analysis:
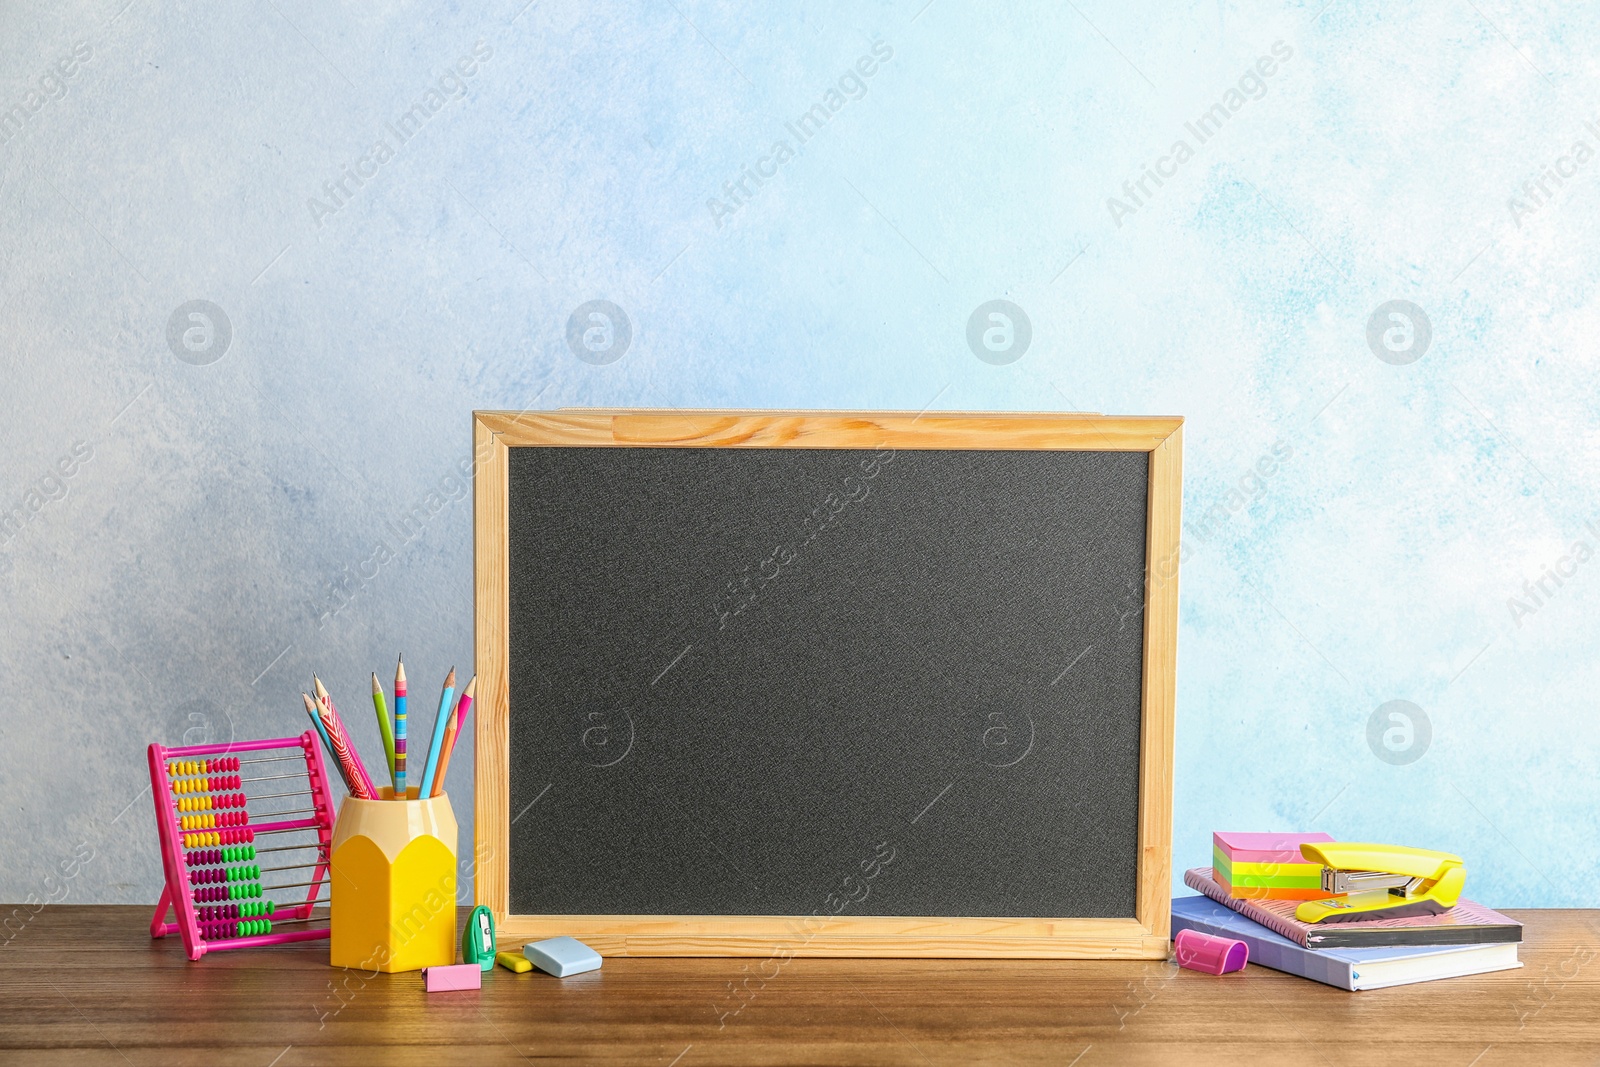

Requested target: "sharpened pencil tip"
[{"left": 444, "top": 667, "right": 457, "bottom": 687}]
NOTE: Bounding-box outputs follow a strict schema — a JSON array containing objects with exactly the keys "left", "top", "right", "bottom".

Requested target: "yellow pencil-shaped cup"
[{"left": 329, "top": 788, "right": 458, "bottom": 973}]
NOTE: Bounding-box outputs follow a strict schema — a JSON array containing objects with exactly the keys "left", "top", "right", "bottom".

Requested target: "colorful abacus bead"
[
  {"left": 201, "top": 844, "right": 241, "bottom": 863},
  {"left": 207, "top": 844, "right": 254, "bottom": 862},
  {"left": 198, "top": 916, "right": 269, "bottom": 940}
]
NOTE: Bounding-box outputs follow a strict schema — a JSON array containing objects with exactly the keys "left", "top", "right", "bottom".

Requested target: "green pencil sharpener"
[{"left": 462, "top": 904, "right": 496, "bottom": 971}]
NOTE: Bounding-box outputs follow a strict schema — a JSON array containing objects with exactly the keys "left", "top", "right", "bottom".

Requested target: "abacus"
[{"left": 147, "top": 732, "right": 339, "bottom": 960}]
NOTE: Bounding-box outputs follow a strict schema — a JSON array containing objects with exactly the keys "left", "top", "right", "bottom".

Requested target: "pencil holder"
[{"left": 329, "top": 789, "right": 458, "bottom": 973}]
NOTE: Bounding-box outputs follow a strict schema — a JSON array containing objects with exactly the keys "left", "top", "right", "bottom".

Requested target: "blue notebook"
[{"left": 1172, "top": 895, "right": 1522, "bottom": 991}]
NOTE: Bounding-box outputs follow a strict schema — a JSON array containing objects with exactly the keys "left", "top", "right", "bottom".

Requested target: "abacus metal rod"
[
  {"left": 253, "top": 842, "right": 328, "bottom": 855},
  {"left": 237, "top": 754, "right": 306, "bottom": 764},
  {"left": 260, "top": 878, "right": 327, "bottom": 891},
  {"left": 239, "top": 772, "right": 310, "bottom": 783},
  {"left": 265, "top": 899, "right": 328, "bottom": 912},
  {"left": 270, "top": 886, "right": 328, "bottom": 899},
  {"left": 245, "top": 790, "right": 313, "bottom": 801},
  {"left": 255, "top": 861, "right": 324, "bottom": 874},
  {"left": 251, "top": 822, "right": 325, "bottom": 835}
]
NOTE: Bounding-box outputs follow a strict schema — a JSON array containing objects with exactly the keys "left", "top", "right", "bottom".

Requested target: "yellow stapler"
[{"left": 1294, "top": 842, "right": 1466, "bottom": 924}]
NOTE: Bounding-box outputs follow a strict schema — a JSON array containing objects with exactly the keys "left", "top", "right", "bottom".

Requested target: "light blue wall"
[{"left": 2, "top": 0, "right": 1594, "bottom": 910}]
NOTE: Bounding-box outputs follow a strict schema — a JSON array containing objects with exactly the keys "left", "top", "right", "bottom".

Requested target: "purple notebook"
[
  {"left": 1173, "top": 896, "right": 1522, "bottom": 990},
  {"left": 1184, "top": 867, "right": 1522, "bottom": 948}
]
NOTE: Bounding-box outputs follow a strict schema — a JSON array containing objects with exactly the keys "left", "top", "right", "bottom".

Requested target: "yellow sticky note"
[{"left": 496, "top": 951, "right": 533, "bottom": 973}]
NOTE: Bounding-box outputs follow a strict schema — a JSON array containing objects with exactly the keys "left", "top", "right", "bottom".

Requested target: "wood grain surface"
[
  {"left": 2, "top": 906, "right": 1595, "bottom": 1066},
  {"left": 473, "top": 413, "right": 510, "bottom": 922},
  {"left": 475, "top": 410, "right": 1182, "bottom": 451}
]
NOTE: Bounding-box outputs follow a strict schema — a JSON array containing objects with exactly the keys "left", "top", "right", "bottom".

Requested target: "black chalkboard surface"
[{"left": 504, "top": 444, "right": 1150, "bottom": 920}]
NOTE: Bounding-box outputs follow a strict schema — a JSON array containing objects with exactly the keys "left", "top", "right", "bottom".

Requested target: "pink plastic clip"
[{"left": 1173, "top": 929, "right": 1248, "bottom": 974}]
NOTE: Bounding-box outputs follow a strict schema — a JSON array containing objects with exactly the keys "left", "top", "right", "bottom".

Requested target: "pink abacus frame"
[{"left": 147, "top": 732, "right": 339, "bottom": 960}]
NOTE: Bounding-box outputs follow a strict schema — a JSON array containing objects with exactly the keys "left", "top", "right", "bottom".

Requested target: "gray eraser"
[{"left": 524, "top": 936, "right": 602, "bottom": 977}]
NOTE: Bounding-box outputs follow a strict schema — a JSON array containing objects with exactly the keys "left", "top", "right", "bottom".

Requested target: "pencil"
[
  {"left": 314, "top": 676, "right": 377, "bottom": 799},
  {"left": 372, "top": 672, "right": 396, "bottom": 791},
  {"left": 303, "top": 693, "right": 353, "bottom": 793},
  {"left": 418, "top": 667, "right": 456, "bottom": 798},
  {"left": 394, "top": 655, "right": 408, "bottom": 799},
  {"left": 429, "top": 675, "right": 475, "bottom": 798},
  {"left": 316, "top": 692, "right": 375, "bottom": 800}
]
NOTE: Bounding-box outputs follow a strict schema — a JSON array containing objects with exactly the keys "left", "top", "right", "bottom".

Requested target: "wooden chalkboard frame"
[{"left": 473, "top": 410, "right": 1182, "bottom": 958}]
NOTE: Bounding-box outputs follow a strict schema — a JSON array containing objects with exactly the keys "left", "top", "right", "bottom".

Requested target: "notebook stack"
[{"left": 1175, "top": 838, "right": 1524, "bottom": 991}]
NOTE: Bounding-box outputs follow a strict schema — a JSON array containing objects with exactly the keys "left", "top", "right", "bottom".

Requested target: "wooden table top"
[{"left": 2, "top": 906, "right": 1596, "bottom": 1065}]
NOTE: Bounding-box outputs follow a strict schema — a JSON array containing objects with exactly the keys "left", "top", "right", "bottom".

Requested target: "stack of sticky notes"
[{"left": 1213, "top": 831, "right": 1334, "bottom": 900}]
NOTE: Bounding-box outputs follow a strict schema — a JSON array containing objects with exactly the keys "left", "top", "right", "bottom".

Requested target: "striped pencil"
[
  {"left": 394, "top": 656, "right": 408, "bottom": 799},
  {"left": 303, "top": 693, "right": 355, "bottom": 794},
  {"left": 429, "top": 675, "right": 476, "bottom": 798},
  {"left": 372, "top": 672, "right": 396, "bottom": 790},
  {"left": 307, "top": 694, "right": 345, "bottom": 783},
  {"left": 316, "top": 694, "right": 375, "bottom": 800},
  {"left": 418, "top": 667, "right": 456, "bottom": 798},
  {"left": 314, "top": 676, "right": 377, "bottom": 799}
]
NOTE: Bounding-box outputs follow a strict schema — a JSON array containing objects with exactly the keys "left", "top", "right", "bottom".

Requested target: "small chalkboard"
[{"left": 474, "top": 412, "right": 1181, "bottom": 958}]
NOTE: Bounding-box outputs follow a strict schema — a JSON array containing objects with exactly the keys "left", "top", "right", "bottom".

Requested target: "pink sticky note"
[
  {"left": 1213, "top": 831, "right": 1335, "bottom": 864},
  {"left": 423, "top": 963, "right": 482, "bottom": 992}
]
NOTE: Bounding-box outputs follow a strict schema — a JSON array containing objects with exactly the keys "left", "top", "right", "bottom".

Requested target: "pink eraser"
[
  {"left": 1173, "top": 929, "right": 1249, "bottom": 975},
  {"left": 423, "top": 963, "right": 482, "bottom": 991}
]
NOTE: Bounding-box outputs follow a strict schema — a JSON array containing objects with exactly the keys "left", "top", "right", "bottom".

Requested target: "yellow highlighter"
[{"left": 1295, "top": 842, "right": 1466, "bottom": 924}]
